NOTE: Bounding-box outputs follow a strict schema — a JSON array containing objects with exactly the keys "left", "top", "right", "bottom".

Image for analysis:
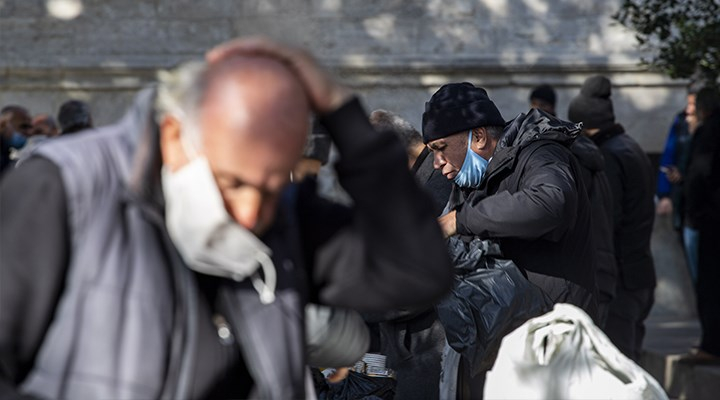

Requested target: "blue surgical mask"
[
  {"left": 454, "top": 130, "right": 489, "bottom": 188},
  {"left": 9, "top": 132, "right": 27, "bottom": 149}
]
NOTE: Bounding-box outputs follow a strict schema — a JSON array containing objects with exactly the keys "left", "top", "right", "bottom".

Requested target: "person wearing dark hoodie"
[
  {"left": 529, "top": 84, "right": 617, "bottom": 328},
  {"left": 568, "top": 75, "right": 656, "bottom": 362},
  {"left": 427, "top": 82, "right": 598, "bottom": 398}
]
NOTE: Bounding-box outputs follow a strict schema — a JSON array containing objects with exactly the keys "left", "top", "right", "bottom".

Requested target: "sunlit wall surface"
[{"left": 0, "top": 0, "right": 688, "bottom": 152}]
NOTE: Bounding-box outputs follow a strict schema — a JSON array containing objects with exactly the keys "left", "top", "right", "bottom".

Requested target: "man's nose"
[
  {"left": 228, "top": 189, "right": 263, "bottom": 231},
  {"left": 433, "top": 154, "right": 445, "bottom": 170}
]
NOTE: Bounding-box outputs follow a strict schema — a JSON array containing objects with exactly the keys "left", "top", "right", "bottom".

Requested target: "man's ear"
[
  {"left": 159, "top": 115, "right": 190, "bottom": 172},
  {"left": 473, "top": 127, "right": 488, "bottom": 150}
]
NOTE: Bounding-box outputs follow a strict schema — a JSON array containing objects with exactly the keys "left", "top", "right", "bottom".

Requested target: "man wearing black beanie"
[
  {"left": 425, "top": 82, "right": 596, "bottom": 308},
  {"left": 426, "top": 82, "right": 598, "bottom": 301},
  {"left": 425, "top": 82, "right": 598, "bottom": 398},
  {"left": 568, "top": 75, "right": 656, "bottom": 362}
]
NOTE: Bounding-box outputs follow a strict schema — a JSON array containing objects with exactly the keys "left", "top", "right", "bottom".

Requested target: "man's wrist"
[{"left": 319, "top": 88, "right": 352, "bottom": 115}]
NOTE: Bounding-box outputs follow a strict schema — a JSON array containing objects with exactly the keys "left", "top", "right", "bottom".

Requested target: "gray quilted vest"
[
  {"left": 19, "top": 89, "right": 196, "bottom": 399},
  {"left": 19, "top": 89, "right": 315, "bottom": 399}
]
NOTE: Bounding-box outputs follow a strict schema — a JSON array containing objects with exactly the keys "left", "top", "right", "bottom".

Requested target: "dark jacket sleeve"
[
  {"left": 602, "top": 151, "right": 625, "bottom": 230},
  {"left": 299, "top": 98, "right": 453, "bottom": 312},
  {"left": 455, "top": 144, "right": 578, "bottom": 242},
  {"left": 0, "top": 157, "right": 69, "bottom": 399}
]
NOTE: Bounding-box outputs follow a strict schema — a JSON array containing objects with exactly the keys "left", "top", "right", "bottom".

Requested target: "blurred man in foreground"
[{"left": 0, "top": 38, "right": 452, "bottom": 399}]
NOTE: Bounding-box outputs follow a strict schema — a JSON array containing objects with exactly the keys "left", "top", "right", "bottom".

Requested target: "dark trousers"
[
  {"left": 605, "top": 286, "right": 654, "bottom": 361},
  {"left": 697, "top": 222, "right": 720, "bottom": 356}
]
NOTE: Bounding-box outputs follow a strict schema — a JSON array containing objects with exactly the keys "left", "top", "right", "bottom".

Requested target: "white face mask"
[{"left": 162, "top": 155, "right": 277, "bottom": 304}]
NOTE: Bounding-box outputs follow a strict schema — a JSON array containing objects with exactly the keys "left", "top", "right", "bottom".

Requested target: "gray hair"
[
  {"left": 369, "top": 109, "right": 423, "bottom": 151},
  {"left": 485, "top": 125, "right": 505, "bottom": 141},
  {"left": 155, "top": 60, "right": 208, "bottom": 149}
]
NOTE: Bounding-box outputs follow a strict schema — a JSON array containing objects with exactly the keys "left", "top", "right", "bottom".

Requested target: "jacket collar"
[
  {"left": 478, "top": 108, "right": 581, "bottom": 190},
  {"left": 118, "top": 87, "right": 166, "bottom": 222},
  {"left": 411, "top": 146, "right": 431, "bottom": 175},
  {"left": 588, "top": 123, "right": 625, "bottom": 147}
]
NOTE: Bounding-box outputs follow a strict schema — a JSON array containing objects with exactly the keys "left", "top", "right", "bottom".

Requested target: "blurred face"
[
  {"left": 160, "top": 58, "right": 309, "bottom": 236},
  {"left": 31, "top": 115, "right": 59, "bottom": 137},
  {"left": 427, "top": 132, "right": 469, "bottom": 181},
  {"left": 686, "top": 94, "right": 696, "bottom": 117},
  {"left": 10, "top": 110, "right": 32, "bottom": 136}
]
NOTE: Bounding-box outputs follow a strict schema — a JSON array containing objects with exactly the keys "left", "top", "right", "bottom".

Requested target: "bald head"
[
  {"left": 201, "top": 56, "right": 310, "bottom": 175},
  {"left": 159, "top": 55, "right": 311, "bottom": 234}
]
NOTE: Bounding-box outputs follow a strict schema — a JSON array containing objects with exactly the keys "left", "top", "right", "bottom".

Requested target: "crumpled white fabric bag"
[{"left": 485, "top": 304, "right": 668, "bottom": 400}]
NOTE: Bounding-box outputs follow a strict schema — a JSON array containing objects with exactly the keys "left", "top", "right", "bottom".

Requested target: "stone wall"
[{"left": 0, "top": 0, "right": 689, "bottom": 152}]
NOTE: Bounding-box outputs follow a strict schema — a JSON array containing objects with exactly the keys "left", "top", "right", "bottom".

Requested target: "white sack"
[{"left": 485, "top": 303, "right": 667, "bottom": 400}]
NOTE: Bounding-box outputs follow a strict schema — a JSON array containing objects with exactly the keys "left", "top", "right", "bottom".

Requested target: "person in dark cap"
[
  {"left": 529, "top": 84, "right": 557, "bottom": 116},
  {"left": 426, "top": 82, "right": 598, "bottom": 397},
  {"left": 57, "top": 100, "right": 93, "bottom": 135},
  {"left": 529, "top": 84, "right": 618, "bottom": 329},
  {"left": 370, "top": 109, "right": 452, "bottom": 215},
  {"left": 568, "top": 75, "right": 656, "bottom": 362}
]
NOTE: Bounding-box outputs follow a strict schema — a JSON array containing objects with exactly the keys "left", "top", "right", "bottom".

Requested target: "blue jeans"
[{"left": 683, "top": 226, "right": 700, "bottom": 286}]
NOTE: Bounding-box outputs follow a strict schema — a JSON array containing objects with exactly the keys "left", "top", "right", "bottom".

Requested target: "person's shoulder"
[
  {"left": 1, "top": 156, "right": 65, "bottom": 201},
  {"left": 522, "top": 139, "right": 574, "bottom": 164},
  {"left": 3, "top": 156, "right": 61, "bottom": 183}
]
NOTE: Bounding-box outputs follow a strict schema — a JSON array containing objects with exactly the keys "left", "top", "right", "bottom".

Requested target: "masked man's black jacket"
[{"left": 449, "top": 109, "right": 598, "bottom": 305}]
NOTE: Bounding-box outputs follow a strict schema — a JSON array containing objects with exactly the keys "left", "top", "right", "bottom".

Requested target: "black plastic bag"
[
  {"left": 436, "top": 237, "right": 552, "bottom": 376},
  {"left": 318, "top": 371, "right": 395, "bottom": 400}
]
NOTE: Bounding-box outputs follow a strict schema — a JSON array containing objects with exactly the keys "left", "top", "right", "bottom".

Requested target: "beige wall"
[{"left": 0, "top": 0, "right": 689, "bottom": 152}]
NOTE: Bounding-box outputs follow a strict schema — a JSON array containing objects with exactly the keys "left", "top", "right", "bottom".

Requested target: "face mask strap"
[
  {"left": 179, "top": 133, "right": 199, "bottom": 161},
  {"left": 172, "top": 110, "right": 200, "bottom": 161},
  {"left": 250, "top": 252, "right": 277, "bottom": 305}
]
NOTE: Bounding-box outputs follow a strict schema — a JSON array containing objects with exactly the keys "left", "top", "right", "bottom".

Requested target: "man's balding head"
[
  {"left": 201, "top": 56, "right": 310, "bottom": 177},
  {"left": 158, "top": 56, "right": 310, "bottom": 234}
]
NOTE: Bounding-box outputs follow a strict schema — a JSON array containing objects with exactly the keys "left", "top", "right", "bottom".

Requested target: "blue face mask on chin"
[
  {"left": 9, "top": 132, "right": 27, "bottom": 149},
  {"left": 453, "top": 130, "right": 489, "bottom": 188}
]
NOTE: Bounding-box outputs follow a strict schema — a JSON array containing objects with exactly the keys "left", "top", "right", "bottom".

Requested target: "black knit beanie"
[
  {"left": 422, "top": 82, "right": 505, "bottom": 144},
  {"left": 568, "top": 75, "right": 616, "bottom": 130},
  {"left": 529, "top": 84, "right": 556, "bottom": 107}
]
